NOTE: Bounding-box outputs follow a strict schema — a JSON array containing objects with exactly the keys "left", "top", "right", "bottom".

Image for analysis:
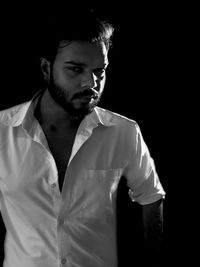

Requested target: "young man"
[{"left": 0, "top": 10, "right": 165, "bottom": 267}]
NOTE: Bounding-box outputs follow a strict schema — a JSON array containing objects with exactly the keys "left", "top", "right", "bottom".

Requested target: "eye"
[
  {"left": 94, "top": 68, "right": 106, "bottom": 78},
  {"left": 67, "top": 66, "right": 83, "bottom": 73}
]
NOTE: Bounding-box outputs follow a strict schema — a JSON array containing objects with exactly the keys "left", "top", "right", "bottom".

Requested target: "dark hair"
[{"left": 39, "top": 9, "right": 114, "bottom": 62}]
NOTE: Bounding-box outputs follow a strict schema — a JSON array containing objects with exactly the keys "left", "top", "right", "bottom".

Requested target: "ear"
[{"left": 40, "top": 57, "right": 51, "bottom": 82}]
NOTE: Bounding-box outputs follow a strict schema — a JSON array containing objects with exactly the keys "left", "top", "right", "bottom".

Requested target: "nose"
[{"left": 81, "top": 71, "right": 97, "bottom": 89}]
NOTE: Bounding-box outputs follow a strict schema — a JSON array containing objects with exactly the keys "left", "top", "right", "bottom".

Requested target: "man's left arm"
[
  {"left": 123, "top": 122, "right": 166, "bottom": 264},
  {"left": 142, "top": 198, "right": 164, "bottom": 265}
]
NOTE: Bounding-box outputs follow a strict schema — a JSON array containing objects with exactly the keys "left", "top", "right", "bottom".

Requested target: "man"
[{"left": 0, "top": 10, "right": 165, "bottom": 267}]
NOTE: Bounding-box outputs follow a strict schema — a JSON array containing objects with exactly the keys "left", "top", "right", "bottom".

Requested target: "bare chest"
[{"left": 45, "top": 131, "right": 76, "bottom": 191}]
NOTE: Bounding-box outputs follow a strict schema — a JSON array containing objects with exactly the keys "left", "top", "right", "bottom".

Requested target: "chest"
[{"left": 44, "top": 131, "right": 77, "bottom": 190}]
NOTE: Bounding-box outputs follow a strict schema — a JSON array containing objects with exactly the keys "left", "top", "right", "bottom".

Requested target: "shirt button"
[
  {"left": 61, "top": 257, "right": 67, "bottom": 265},
  {"left": 58, "top": 218, "right": 65, "bottom": 226},
  {"left": 51, "top": 183, "right": 56, "bottom": 188}
]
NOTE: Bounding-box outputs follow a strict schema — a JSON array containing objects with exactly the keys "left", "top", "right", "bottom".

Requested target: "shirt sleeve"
[{"left": 123, "top": 123, "right": 166, "bottom": 205}]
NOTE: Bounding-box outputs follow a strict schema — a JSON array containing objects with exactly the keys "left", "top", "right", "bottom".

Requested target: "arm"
[
  {"left": 142, "top": 198, "right": 164, "bottom": 266},
  {"left": 122, "top": 123, "right": 166, "bottom": 264},
  {"left": 0, "top": 213, "right": 6, "bottom": 265}
]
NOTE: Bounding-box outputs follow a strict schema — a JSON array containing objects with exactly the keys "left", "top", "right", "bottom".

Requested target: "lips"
[
  {"left": 79, "top": 96, "right": 93, "bottom": 103},
  {"left": 73, "top": 90, "right": 98, "bottom": 100}
]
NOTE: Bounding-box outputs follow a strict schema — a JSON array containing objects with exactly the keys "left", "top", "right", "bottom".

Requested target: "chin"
[
  {"left": 76, "top": 105, "right": 95, "bottom": 116},
  {"left": 63, "top": 103, "right": 95, "bottom": 118},
  {"left": 70, "top": 99, "right": 99, "bottom": 116}
]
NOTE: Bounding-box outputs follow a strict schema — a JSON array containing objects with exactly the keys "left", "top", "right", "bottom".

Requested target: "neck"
[{"left": 34, "top": 89, "right": 82, "bottom": 131}]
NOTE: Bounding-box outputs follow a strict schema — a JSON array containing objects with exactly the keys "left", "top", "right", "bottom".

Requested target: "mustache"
[{"left": 72, "top": 90, "right": 99, "bottom": 100}]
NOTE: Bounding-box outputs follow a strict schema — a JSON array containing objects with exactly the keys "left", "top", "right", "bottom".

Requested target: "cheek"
[
  {"left": 99, "top": 76, "right": 106, "bottom": 92},
  {"left": 52, "top": 68, "right": 76, "bottom": 88},
  {"left": 52, "top": 68, "right": 66, "bottom": 85}
]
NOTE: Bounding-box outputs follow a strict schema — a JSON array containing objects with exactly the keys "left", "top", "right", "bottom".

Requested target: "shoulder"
[
  {"left": 95, "top": 107, "right": 144, "bottom": 154},
  {"left": 96, "top": 106, "right": 140, "bottom": 132}
]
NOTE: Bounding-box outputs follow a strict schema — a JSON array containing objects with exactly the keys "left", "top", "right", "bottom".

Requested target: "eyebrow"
[
  {"left": 64, "top": 61, "right": 86, "bottom": 67},
  {"left": 64, "top": 61, "right": 109, "bottom": 68}
]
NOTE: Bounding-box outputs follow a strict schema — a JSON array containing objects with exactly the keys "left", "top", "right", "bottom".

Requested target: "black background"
[{"left": 0, "top": 2, "right": 196, "bottom": 266}]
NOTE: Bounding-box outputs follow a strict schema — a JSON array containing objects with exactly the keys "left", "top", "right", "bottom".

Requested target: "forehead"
[{"left": 55, "top": 41, "right": 108, "bottom": 67}]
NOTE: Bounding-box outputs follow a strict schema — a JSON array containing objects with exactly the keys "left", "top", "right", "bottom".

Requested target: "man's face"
[{"left": 47, "top": 40, "right": 109, "bottom": 117}]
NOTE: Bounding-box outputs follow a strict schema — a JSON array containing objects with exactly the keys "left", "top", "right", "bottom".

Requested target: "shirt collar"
[
  {"left": 0, "top": 90, "right": 43, "bottom": 128},
  {"left": 93, "top": 107, "right": 116, "bottom": 127},
  {"left": 1, "top": 90, "right": 116, "bottom": 129}
]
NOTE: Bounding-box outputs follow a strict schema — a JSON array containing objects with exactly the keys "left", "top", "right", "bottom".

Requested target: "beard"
[{"left": 47, "top": 75, "right": 102, "bottom": 119}]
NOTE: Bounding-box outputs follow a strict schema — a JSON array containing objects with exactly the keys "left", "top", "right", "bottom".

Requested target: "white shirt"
[{"left": 0, "top": 92, "right": 165, "bottom": 267}]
